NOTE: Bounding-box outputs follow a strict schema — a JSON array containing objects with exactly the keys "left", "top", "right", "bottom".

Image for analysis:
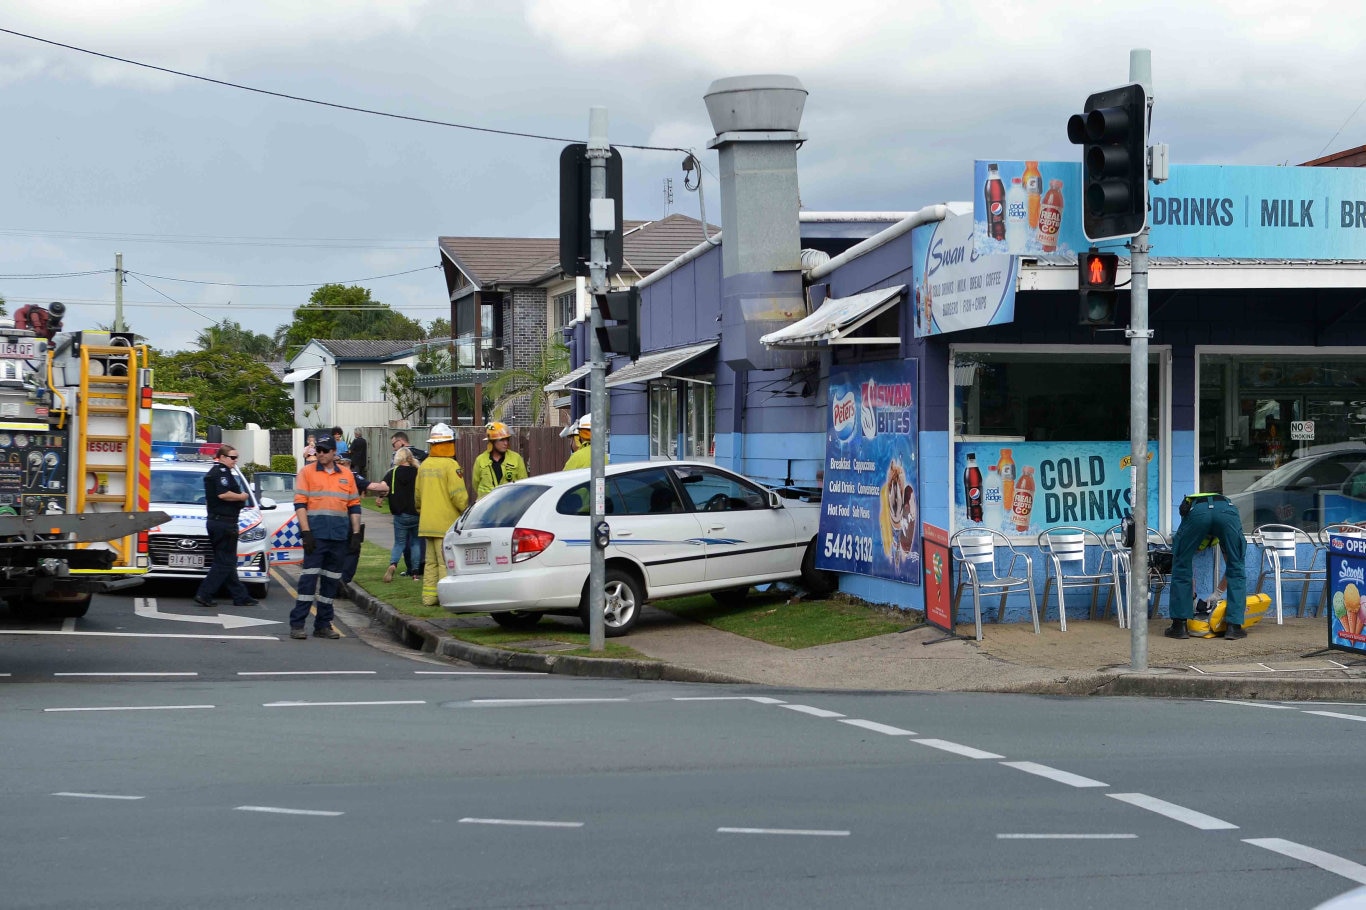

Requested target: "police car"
[{"left": 146, "top": 458, "right": 281, "bottom": 597}]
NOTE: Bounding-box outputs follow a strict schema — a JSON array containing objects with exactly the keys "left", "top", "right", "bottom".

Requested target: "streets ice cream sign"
[{"left": 820, "top": 362, "right": 921, "bottom": 586}]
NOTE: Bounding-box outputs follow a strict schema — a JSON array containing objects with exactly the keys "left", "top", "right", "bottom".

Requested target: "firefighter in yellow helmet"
[
  {"left": 472, "top": 421, "right": 528, "bottom": 500},
  {"left": 563, "top": 414, "right": 605, "bottom": 471},
  {"left": 414, "top": 422, "right": 469, "bottom": 607}
]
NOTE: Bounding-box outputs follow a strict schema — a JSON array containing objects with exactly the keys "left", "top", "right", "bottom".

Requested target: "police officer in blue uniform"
[
  {"left": 1165, "top": 492, "right": 1247, "bottom": 640},
  {"left": 194, "top": 445, "right": 259, "bottom": 608}
]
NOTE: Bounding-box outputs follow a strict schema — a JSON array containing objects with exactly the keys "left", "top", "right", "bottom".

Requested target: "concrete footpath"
[{"left": 336, "top": 507, "right": 1366, "bottom": 700}]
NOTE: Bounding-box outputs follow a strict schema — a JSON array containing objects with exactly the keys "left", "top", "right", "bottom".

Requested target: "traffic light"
[
  {"left": 559, "top": 143, "right": 624, "bottom": 278},
  {"left": 1067, "top": 83, "right": 1148, "bottom": 242},
  {"left": 1078, "top": 249, "right": 1119, "bottom": 325},
  {"left": 595, "top": 288, "right": 640, "bottom": 359}
]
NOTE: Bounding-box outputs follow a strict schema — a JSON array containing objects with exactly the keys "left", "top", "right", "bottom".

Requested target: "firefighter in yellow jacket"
[
  {"left": 563, "top": 415, "right": 604, "bottom": 471},
  {"left": 414, "top": 423, "right": 469, "bottom": 607},
  {"left": 472, "top": 421, "right": 528, "bottom": 499}
]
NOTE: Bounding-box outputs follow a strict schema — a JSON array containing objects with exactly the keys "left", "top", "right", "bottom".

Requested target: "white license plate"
[
  {"left": 464, "top": 546, "right": 488, "bottom": 566},
  {"left": 0, "top": 340, "right": 40, "bottom": 359},
  {"left": 169, "top": 554, "right": 204, "bottom": 568}
]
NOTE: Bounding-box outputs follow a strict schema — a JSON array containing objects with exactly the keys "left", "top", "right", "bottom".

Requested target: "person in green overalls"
[{"left": 1165, "top": 492, "right": 1248, "bottom": 640}]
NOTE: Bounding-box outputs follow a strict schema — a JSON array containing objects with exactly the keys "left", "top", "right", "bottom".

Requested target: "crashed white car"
[
  {"left": 145, "top": 459, "right": 281, "bottom": 598},
  {"left": 438, "top": 460, "right": 832, "bottom": 636}
]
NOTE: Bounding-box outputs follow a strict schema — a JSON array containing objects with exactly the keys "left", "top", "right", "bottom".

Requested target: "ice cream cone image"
[
  {"left": 1345, "top": 584, "right": 1360, "bottom": 635},
  {"left": 1333, "top": 592, "right": 1347, "bottom": 635}
]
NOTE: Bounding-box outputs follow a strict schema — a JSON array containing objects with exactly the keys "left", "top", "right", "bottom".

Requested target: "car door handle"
[
  {"left": 707, "top": 524, "right": 726, "bottom": 532},
  {"left": 616, "top": 530, "right": 633, "bottom": 537}
]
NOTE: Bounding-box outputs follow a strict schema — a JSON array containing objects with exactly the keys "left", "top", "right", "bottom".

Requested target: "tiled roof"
[
  {"left": 438, "top": 214, "right": 717, "bottom": 289},
  {"left": 314, "top": 339, "right": 417, "bottom": 361}
]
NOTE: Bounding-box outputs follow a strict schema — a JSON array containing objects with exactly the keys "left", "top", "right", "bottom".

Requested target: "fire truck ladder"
[{"left": 72, "top": 341, "right": 149, "bottom": 569}]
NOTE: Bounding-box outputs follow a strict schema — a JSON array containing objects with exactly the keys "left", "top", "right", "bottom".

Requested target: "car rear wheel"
[
  {"left": 491, "top": 610, "right": 543, "bottom": 631},
  {"left": 248, "top": 582, "right": 270, "bottom": 600},
  {"left": 11, "top": 593, "right": 92, "bottom": 619},
  {"left": 580, "top": 567, "right": 642, "bottom": 637}
]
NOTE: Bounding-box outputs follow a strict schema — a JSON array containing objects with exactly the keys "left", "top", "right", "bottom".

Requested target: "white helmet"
[
  {"left": 427, "top": 422, "right": 455, "bottom": 444},
  {"left": 577, "top": 414, "right": 592, "bottom": 440}
]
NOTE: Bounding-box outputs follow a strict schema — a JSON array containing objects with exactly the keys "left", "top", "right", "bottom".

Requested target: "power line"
[
  {"left": 0, "top": 26, "right": 690, "bottom": 154},
  {"left": 126, "top": 264, "right": 440, "bottom": 288},
  {"left": 1317, "top": 95, "right": 1366, "bottom": 159},
  {"left": 0, "top": 268, "right": 115, "bottom": 279},
  {"left": 0, "top": 227, "right": 432, "bottom": 249},
  {"left": 126, "top": 273, "right": 216, "bottom": 323},
  {"left": 1, "top": 295, "right": 446, "bottom": 311}
]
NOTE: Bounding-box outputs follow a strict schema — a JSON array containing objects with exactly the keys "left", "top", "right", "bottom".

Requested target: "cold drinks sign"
[
  {"left": 974, "top": 160, "right": 1366, "bottom": 260},
  {"left": 817, "top": 359, "right": 921, "bottom": 586},
  {"left": 954, "top": 441, "right": 1160, "bottom": 537}
]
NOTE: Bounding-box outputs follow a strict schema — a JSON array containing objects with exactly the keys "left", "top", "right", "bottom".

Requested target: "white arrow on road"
[{"left": 134, "top": 598, "right": 281, "bottom": 629}]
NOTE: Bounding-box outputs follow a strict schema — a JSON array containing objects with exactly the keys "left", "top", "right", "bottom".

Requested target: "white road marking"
[
  {"left": 0, "top": 672, "right": 10, "bottom": 677},
  {"left": 262, "top": 700, "right": 426, "bottom": 708},
  {"left": 413, "top": 671, "right": 542, "bottom": 676},
  {"left": 237, "top": 670, "right": 376, "bottom": 676},
  {"left": 1244, "top": 838, "right": 1366, "bottom": 885},
  {"left": 54, "top": 666, "right": 199, "bottom": 672},
  {"left": 236, "top": 806, "right": 344, "bottom": 817},
  {"left": 1283, "top": 701, "right": 1366, "bottom": 707},
  {"left": 1304, "top": 710, "right": 1366, "bottom": 723},
  {"left": 913, "top": 738, "right": 1004, "bottom": 759},
  {"left": 1107, "top": 793, "right": 1238, "bottom": 830},
  {"left": 997, "top": 833, "right": 1136, "bottom": 840},
  {"left": 1000, "top": 761, "right": 1108, "bottom": 788},
  {"left": 134, "top": 597, "right": 280, "bottom": 629},
  {"left": 1208, "top": 699, "right": 1297, "bottom": 709},
  {"left": 781, "top": 704, "right": 845, "bottom": 718},
  {"left": 61, "top": 617, "right": 76, "bottom": 632},
  {"left": 839, "top": 719, "right": 917, "bottom": 736},
  {"left": 0, "top": 630, "right": 278, "bottom": 640},
  {"left": 672, "top": 696, "right": 786, "bottom": 704},
  {"left": 468, "top": 698, "right": 629, "bottom": 706},
  {"left": 44, "top": 704, "right": 215, "bottom": 713},
  {"left": 718, "top": 827, "right": 850, "bottom": 837},
  {"left": 459, "top": 817, "right": 583, "bottom": 828},
  {"left": 53, "top": 792, "right": 145, "bottom": 800}
]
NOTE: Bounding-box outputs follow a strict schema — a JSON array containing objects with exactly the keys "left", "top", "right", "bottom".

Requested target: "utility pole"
[
  {"left": 1128, "top": 48, "right": 1153, "bottom": 672},
  {"left": 113, "top": 252, "right": 127, "bottom": 333},
  {"left": 586, "top": 107, "right": 610, "bottom": 652}
]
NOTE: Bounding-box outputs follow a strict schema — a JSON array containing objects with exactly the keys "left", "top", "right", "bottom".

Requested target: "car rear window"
[{"left": 460, "top": 484, "right": 548, "bottom": 529}]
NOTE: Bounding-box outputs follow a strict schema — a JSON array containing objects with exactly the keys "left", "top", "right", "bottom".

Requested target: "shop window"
[
  {"left": 1198, "top": 353, "right": 1366, "bottom": 531},
  {"left": 649, "top": 378, "right": 714, "bottom": 460}
]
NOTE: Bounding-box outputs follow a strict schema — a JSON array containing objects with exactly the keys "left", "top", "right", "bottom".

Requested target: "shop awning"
[
  {"left": 285, "top": 366, "right": 322, "bottom": 383},
  {"left": 760, "top": 285, "right": 904, "bottom": 347},
  {"left": 605, "top": 341, "right": 718, "bottom": 388},
  {"left": 544, "top": 363, "right": 592, "bottom": 394}
]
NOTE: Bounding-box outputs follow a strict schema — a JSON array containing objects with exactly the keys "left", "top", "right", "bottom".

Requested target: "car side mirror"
[
  {"left": 767, "top": 490, "right": 782, "bottom": 509},
  {"left": 259, "top": 496, "right": 278, "bottom": 511}
]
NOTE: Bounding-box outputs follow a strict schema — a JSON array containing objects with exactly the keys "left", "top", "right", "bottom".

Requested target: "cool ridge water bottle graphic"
[
  {"left": 983, "top": 465, "right": 1004, "bottom": 529},
  {"left": 1005, "top": 177, "right": 1028, "bottom": 253},
  {"left": 984, "top": 164, "right": 1006, "bottom": 241},
  {"left": 964, "top": 453, "right": 983, "bottom": 523}
]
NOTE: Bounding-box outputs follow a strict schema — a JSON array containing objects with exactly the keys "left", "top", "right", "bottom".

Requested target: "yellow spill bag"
[{"left": 1186, "top": 593, "right": 1272, "bottom": 639}]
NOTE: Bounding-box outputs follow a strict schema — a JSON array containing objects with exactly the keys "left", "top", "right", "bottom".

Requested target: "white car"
[
  {"left": 437, "top": 460, "right": 833, "bottom": 636},
  {"left": 145, "top": 459, "right": 280, "bottom": 597}
]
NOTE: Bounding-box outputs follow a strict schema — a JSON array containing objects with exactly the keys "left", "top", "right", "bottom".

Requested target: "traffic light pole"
[
  {"left": 586, "top": 107, "right": 609, "bottom": 652},
  {"left": 1128, "top": 49, "right": 1153, "bottom": 672}
]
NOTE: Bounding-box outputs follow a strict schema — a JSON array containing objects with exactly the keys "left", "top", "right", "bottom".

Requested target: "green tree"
[
  {"left": 380, "top": 343, "right": 452, "bottom": 425},
  {"left": 275, "top": 284, "right": 423, "bottom": 356},
  {"left": 425, "top": 317, "right": 451, "bottom": 340},
  {"left": 0, "top": 293, "right": 6, "bottom": 317},
  {"left": 151, "top": 348, "right": 294, "bottom": 429},
  {"left": 484, "top": 332, "right": 570, "bottom": 425},
  {"left": 195, "top": 319, "right": 277, "bottom": 359}
]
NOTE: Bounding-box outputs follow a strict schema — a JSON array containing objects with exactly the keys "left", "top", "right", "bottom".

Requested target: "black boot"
[
  {"left": 1164, "top": 618, "right": 1189, "bottom": 639},
  {"left": 1223, "top": 623, "right": 1247, "bottom": 640}
]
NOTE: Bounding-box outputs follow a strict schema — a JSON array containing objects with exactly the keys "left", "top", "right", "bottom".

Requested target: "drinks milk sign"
[
  {"left": 1326, "top": 533, "right": 1366, "bottom": 656},
  {"left": 910, "top": 211, "right": 1017, "bottom": 337},
  {"left": 817, "top": 359, "right": 921, "bottom": 585},
  {"left": 974, "top": 161, "right": 1366, "bottom": 259}
]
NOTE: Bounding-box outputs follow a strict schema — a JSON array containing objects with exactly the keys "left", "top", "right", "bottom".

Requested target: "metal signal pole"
[
  {"left": 1128, "top": 49, "right": 1153, "bottom": 671},
  {"left": 586, "top": 107, "right": 609, "bottom": 652}
]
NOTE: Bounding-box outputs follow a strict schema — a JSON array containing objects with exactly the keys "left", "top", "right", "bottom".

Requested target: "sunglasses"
[{"left": 226, "top": 454, "right": 238, "bottom": 460}]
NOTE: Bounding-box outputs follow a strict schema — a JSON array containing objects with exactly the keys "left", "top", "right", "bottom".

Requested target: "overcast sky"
[{"left": 0, "top": 0, "right": 1360, "bottom": 354}]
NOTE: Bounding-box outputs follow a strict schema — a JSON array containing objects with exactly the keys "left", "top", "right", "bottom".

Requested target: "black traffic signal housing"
[
  {"left": 1067, "top": 83, "right": 1148, "bottom": 242},
  {"left": 1078, "top": 249, "right": 1119, "bottom": 325},
  {"left": 559, "top": 144, "right": 624, "bottom": 278},
  {"left": 595, "top": 287, "right": 640, "bottom": 359}
]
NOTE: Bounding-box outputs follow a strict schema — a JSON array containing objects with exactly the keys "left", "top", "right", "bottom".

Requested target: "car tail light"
[
  {"left": 137, "top": 531, "right": 148, "bottom": 554},
  {"left": 511, "top": 527, "right": 554, "bottom": 562}
]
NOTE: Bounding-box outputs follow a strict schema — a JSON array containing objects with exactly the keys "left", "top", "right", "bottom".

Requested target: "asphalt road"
[{"left": 3, "top": 585, "right": 1365, "bottom": 909}]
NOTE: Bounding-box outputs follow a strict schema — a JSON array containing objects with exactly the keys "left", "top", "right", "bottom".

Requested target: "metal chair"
[
  {"left": 1103, "top": 524, "right": 1171, "bottom": 624},
  {"left": 1314, "top": 523, "right": 1366, "bottom": 616},
  {"left": 1037, "top": 527, "right": 1117, "bottom": 632},
  {"left": 1253, "top": 523, "right": 1325, "bottom": 624},
  {"left": 950, "top": 528, "right": 1039, "bottom": 642}
]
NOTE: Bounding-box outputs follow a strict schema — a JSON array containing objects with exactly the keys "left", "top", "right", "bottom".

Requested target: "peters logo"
[
  {"left": 832, "top": 390, "right": 857, "bottom": 444},
  {"left": 87, "top": 440, "right": 125, "bottom": 454}
]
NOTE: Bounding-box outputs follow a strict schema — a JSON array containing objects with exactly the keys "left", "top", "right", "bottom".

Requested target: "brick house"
[{"left": 426, "top": 213, "right": 716, "bottom": 426}]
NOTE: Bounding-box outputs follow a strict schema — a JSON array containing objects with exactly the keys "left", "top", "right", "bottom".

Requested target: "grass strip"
[{"left": 652, "top": 589, "right": 914, "bottom": 649}]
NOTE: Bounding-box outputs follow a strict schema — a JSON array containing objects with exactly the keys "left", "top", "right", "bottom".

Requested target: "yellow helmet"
[{"left": 485, "top": 421, "right": 511, "bottom": 441}]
